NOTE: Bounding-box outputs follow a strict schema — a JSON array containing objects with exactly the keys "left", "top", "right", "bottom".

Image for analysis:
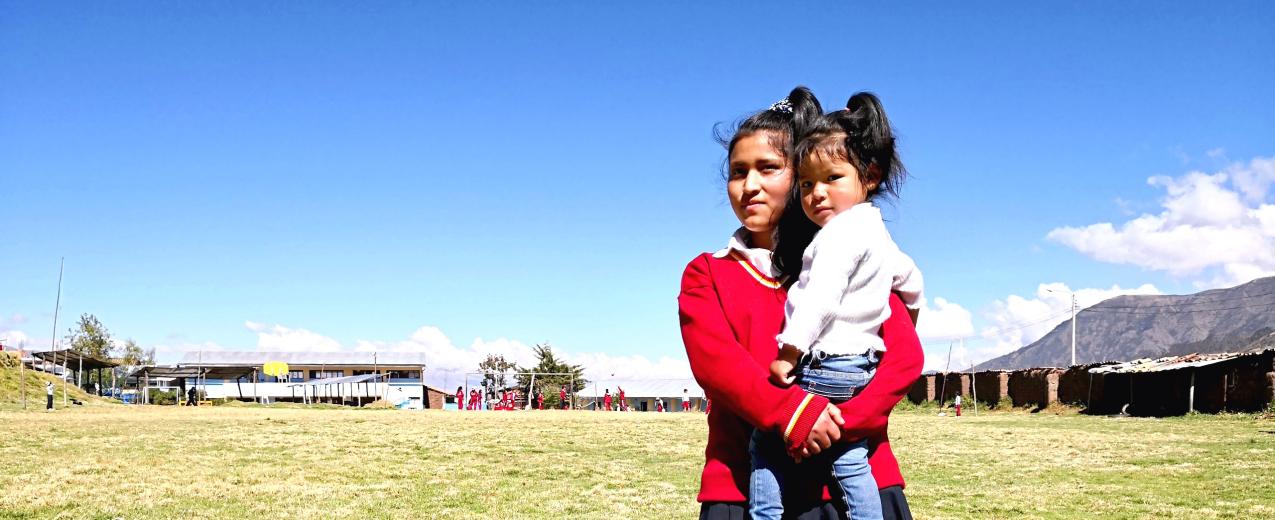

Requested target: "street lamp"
[{"left": 1046, "top": 288, "right": 1078, "bottom": 366}]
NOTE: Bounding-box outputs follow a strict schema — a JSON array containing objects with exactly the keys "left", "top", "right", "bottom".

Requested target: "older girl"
[{"left": 680, "top": 86, "right": 922, "bottom": 520}]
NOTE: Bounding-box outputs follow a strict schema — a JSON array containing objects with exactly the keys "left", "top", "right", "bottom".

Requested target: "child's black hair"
[{"left": 775, "top": 91, "right": 907, "bottom": 284}]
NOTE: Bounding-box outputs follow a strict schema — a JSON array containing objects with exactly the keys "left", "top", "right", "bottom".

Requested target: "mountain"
[{"left": 975, "top": 276, "right": 1275, "bottom": 370}]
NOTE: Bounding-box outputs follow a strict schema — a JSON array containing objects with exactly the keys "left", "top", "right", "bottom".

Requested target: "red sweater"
[{"left": 679, "top": 252, "right": 923, "bottom": 503}]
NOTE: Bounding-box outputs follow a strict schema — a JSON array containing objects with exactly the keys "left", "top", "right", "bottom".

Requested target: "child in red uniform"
[
  {"left": 560, "top": 385, "right": 569, "bottom": 410},
  {"left": 618, "top": 387, "right": 627, "bottom": 411},
  {"left": 456, "top": 387, "right": 464, "bottom": 411},
  {"left": 603, "top": 390, "right": 613, "bottom": 411}
]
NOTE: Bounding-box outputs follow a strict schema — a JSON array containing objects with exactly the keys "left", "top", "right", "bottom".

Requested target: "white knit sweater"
[{"left": 777, "top": 203, "right": 924, "bottom": 356}]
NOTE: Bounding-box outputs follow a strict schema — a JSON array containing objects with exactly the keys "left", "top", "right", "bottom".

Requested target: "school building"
[{"left": 137, "top": 351, "right": 446, "bottom": 409}]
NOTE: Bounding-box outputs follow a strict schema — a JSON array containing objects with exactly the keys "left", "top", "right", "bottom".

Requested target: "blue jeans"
[{"left": 750, "top": 351, "right": 882, "bottom": 520}]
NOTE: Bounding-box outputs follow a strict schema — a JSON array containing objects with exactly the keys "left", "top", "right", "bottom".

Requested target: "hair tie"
[{"left": 769, "top": 98, "right": 793, "bottom": 113}]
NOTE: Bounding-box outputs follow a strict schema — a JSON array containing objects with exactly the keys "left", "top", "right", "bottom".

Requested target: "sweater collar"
[{"left": 714, "top": 228, "right": 782, "bottom": 284}]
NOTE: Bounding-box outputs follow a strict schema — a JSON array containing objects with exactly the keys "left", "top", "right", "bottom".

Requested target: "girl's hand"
[{"left": 791, "top": 403, "right": 844, "bottom": 462}]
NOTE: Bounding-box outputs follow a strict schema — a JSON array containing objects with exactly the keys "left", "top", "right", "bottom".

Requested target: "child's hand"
[
  {"left": 769, "top": 358, "right": 796, "bottom": 387},
  {"left": 768, "top": 344, "right": 803, "bottom": 387}
]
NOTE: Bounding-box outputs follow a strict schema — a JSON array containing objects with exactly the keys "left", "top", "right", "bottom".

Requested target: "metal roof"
[
  {"left": 177, "top": 351, "right": 426, "bottom": 367},
  {"left": 130, "top": 365, "right": 256, "bottom": 380},
  {"left": 31, "top": 349, "right": 118, "bottom": 370},
  {"left": 1088, "top": 350, "right": 1268, "bottom": 374}
]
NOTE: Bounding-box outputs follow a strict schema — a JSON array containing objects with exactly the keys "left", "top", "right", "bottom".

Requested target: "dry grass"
[
  {"left": 0, "top": 352, "right": 114, "bottom": 411},
  {"left": 0, "top": 406, "right": 1271, "bottom": 519}
]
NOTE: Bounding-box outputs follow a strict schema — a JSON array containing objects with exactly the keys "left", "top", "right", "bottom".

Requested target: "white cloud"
[
  {"left": 568, "top": 352, "right": 693, "bottom": 382},
  {"left": 1046, "top": 155, "right": 1275, "bottom": 287},
  {"left": 915, "top": 297, "right": 975, "bottom": 341},
  {"left": 244, "top": 321, "right": 343, "bottom": 352},
  {"left": 0, "top": 328, "right": 31, "bottom": 349},
  {"left": 1228, "top": 156, "right": 1275, "bottom": 203}
]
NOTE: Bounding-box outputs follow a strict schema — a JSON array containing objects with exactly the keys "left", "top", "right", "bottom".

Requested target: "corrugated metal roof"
[
  {"left": 1088, "top": 350, "right": 1262, "bottom": 374},
  {"left": 177, "top": 351, "right": 426, "bottom": 367}
]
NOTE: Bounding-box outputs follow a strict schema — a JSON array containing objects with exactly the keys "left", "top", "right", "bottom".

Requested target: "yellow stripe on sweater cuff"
[{"left": 783, "top": 393, "right": 817, "bottom": 443}]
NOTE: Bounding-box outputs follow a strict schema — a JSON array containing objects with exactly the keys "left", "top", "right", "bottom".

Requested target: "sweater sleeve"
[
  {"left": 775, "top": 215, "right": 869, "bottom": 352},
  {"left": 678, "top": 254, "right": 829, "bottom": 445},
  {"left": 835, "top": 293, "right": 924, "bottom": 440}
]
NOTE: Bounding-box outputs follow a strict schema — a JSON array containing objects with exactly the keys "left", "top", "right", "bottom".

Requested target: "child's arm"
[{"left": 775, "top": 212, "right": 870, "bottom": 353}]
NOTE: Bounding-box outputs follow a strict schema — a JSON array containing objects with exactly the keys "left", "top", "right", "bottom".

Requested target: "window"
[
  {"left": 387, "top": 370, "right": 420, "bottom": 380},
  {"left": 309, "top": 370, "right": 344, "bottom": 380},
  {"left": 287, "top": 370, "right": 305, "bottom": 382}
]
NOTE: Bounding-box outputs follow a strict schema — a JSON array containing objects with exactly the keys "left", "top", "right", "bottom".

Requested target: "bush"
[{"left": 147, "top": 389, "right": 177, "bottom": 405}]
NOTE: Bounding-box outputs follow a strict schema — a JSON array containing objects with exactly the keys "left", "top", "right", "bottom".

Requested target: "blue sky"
[{"left": 2, "top": 2, "right": 1273, "bottom": 382}]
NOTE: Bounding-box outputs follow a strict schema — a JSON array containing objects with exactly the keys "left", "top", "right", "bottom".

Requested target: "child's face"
[
  {"left": 727, "top": 132, "right": 792, "bottom": 234},
  {"left": 798, "top": 153, "right": 874, "bottom": 227}
]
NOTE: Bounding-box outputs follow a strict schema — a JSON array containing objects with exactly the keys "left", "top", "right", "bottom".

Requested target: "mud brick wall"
[
  {"left": 935, "top": 373, "right": 970, "bottom": 404},
  {"left": 424, "top": 387, "right": 447, "bottom": 409},
  {"left": 1057, "top": 366, "right": 1109, "bottom": 407},
  {"left": 972, "top": 372, "right": 1009, "bottom": 406},
  {"left": 1008, "top": 368, "right": 1062, "bottom": 409},
  {"left": 907, "top": 374, "right": 936, "bottom": 404}
]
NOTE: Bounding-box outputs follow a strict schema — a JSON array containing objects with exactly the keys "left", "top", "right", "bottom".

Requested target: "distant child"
[
  {"left": 752, "top": 92, "right": 924, "bottom": 520},
  {"left": 681, "top": 389, "right": 691, "bottom": 411},
  {"left": 655, "top": 398, "right": 664, "bottom": 413},
  {"left": 46, "top": 381, "right": 54, "bottom": 411},
  {"left": 603, "top": 389, "right": 613, "bottom": 411},
  {"left": 617, "top": 386, "right": 627, "bottom": 411},
  {"left": 954, "top": 394, "right": 963, "bottom": 417},
  {"left": 560, "top": 385, "right": 569, "bottom": 410}
]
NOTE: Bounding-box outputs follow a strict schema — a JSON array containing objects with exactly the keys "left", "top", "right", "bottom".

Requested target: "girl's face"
[
  {"left": 798, "top": 153, "right": 874, "bottom": 227},
  {"left": 727, "top": 132, "right": 792, "bottom": 237}
]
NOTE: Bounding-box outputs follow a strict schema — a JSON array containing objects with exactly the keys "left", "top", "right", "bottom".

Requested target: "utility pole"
[
  {"left": 1047, "top": 288, "right": 1079, "bottom": 367},
  {"left": 51, "top": 257, "right": 65, "bottom": 407}
]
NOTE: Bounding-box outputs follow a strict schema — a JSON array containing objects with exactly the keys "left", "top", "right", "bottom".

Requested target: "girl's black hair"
[
  {"left": 714, "top": 86, "right": 824, "bottom": 177},
  {"left": 713, "top": 86, "right": 822, "bottom": 276},
  {"left": 775, "top": 91, "right": 907, "bottom": 284}
]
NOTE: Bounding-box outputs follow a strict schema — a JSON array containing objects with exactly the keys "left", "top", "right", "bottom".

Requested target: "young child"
[{"left": 750, "top": 92, "right": 924, "bottom": 520}]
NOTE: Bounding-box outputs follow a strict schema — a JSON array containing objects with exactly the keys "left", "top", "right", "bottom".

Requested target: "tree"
[
  {"left": 516, "top": 343, "right": 587, "bottom": 407},
  {"left": 66, "top": 314, "right": 113, "bottom": 359},
  {"left": 120, "top": 339, "right": 155, "bottom": 367},
  {"left": 478, "top": 354, "right": 517, "bottom": 390}
]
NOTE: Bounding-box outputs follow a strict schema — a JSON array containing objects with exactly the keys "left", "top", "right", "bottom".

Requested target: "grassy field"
[{"left": 1, "top": 405, "right": 1272, "bottom": 519}]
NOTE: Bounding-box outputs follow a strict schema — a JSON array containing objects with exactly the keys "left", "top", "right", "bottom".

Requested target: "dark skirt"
[{"left": 699, "top": 485, "right": 913, "bottom": 520}]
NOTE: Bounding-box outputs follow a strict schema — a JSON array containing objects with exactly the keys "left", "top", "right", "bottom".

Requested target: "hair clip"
[{"left": 769, "top": 98, "right": 793, "bottom": 113}]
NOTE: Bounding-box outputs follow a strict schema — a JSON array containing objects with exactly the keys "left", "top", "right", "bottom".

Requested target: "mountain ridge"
[{"left": 975, "top": 276, "right": 1275, "bottom": 370}]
